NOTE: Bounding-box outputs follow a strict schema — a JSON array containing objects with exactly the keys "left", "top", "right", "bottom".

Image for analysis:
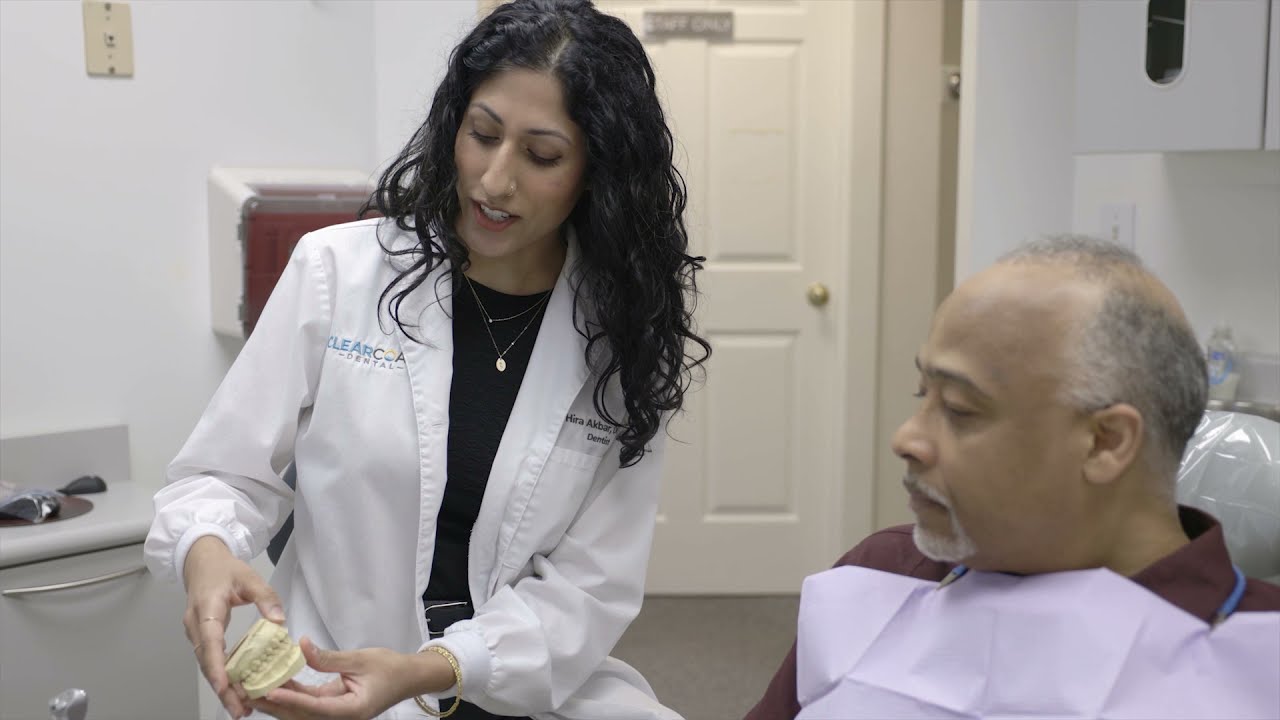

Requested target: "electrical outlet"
[
  {"left": 1098, "top": 203, "right": 1136, "bottom": 250},
  {"left": 83, "top": 1, "right": 133, "bottom": 78}
]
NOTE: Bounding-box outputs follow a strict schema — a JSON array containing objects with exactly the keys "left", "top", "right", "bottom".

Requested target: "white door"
[{"left": 599, "top": 0, "right": 863, "bottom": 593}]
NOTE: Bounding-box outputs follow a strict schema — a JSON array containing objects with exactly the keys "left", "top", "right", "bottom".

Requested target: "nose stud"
[{"left": 504, "top": 180, "right": 516, "bottom": 198}]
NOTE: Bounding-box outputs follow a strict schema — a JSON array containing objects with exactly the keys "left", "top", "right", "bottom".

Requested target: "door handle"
[
  {"left": 2, "top": 564, "right": 147, "bottom": 597},
  {"left": 807, "top": 282, "right": 830, "bottom": 307}
]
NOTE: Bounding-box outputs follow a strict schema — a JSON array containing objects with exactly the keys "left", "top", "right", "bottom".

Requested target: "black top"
[{"left": 423, "top": 276, "right": 552, "bottom": 604}]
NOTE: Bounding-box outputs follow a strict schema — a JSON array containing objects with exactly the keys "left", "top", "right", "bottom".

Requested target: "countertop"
[{"left": 0, "top": 482, "right": 154, "bottom": 569}]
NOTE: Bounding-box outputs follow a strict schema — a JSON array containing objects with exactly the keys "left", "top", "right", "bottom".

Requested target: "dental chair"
[{"left": 1176, "top": 410, "right": 1280, "bottom": 584}]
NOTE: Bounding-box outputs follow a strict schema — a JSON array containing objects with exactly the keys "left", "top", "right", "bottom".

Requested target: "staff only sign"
[{"left": 643, "top": 10, "right": 733, "bottom": 41}]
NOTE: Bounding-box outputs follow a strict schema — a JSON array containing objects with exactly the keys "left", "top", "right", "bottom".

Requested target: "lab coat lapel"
[
  {"left": 393, "top": 254, "right": 455, "bottom": 639},
  {"left": 472, "top": 235, "right": 592, "bottom": 602}
]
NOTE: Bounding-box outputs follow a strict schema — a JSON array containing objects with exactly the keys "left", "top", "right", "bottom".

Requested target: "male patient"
[{"left": 745, "top": 236, "right": 1280, "bottom": 719}]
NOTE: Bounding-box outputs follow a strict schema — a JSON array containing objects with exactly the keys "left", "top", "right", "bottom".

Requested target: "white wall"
[
  {"left": 1074, "top": 153, "right": 1280, "bottom": 356},
  {"left": 955, "top": 0, "right": 1078, "bottom": 280},
  {"left": 957, "top": 0, "right": 1280, "bottom": 363},
  {"left": 0, "top": 0, "right": 376, "bottom": 485},
  {"left": 0, "top": 0, "right": 477, "bottom": 490},
  {"left": 374, "top": 1, "right": 478, "bottom": 169}
]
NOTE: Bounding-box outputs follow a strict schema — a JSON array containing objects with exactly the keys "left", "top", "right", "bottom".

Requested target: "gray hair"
[{"left": 999, "top": 235, "right": 1208, "bottom": 476}]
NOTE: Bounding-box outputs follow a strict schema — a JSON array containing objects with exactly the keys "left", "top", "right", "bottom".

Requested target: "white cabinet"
[
  {"left": 1075, "top": 0, "right": 1275, "bottom": 152},
  {"left": 0, "top": 543, "right": 197, "bottom": 719}
]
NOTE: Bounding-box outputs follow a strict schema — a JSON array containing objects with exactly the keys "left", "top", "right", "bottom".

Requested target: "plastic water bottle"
[{"left": 1206, "top": 325, "right": 1240, "bottom": 402}]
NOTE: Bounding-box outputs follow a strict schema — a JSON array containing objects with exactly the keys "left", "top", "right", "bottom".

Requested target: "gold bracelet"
[{"left": 413, "top": 645, "right": 463, "bottom": 718}]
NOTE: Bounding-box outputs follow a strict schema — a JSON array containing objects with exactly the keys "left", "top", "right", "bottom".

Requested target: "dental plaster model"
[{"left": 224, "top": 618, "right": 306, "bottom": 699}]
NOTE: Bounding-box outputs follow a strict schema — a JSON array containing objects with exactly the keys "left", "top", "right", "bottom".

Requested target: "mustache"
[{"left": 902, "top": 474, "right": 950, "bottom": 508}]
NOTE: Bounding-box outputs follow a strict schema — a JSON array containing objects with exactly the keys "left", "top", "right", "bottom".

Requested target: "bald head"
[
  {"left": 999, "top": 235, "right": 1192, "bottom": 327},
  {"left": 989, "top": 236, "right": 1208, "bottom": 477},
  {"left": 944, "top": 262, "right": 1104, "bottom": 369}
]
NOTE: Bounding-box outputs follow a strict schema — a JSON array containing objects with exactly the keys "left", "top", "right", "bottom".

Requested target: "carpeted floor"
[{"left": 613, "top": 595, "right": 801, "bottom": 720}]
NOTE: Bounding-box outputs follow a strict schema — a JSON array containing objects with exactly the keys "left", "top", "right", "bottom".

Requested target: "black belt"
[{"left": 424, "top": 599, "right": 474, "bottom": 639}]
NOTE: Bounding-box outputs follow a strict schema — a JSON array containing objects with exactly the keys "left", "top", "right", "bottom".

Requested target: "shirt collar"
[{"left": 1129, "top": 505, "right": 1236, "bottom": 623}]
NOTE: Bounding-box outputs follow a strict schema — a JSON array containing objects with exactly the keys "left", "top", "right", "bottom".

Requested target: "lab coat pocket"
[
  {"left": 547, "top": 445, "right": 602, "bottom": 471},
  {"left": 505, "top": 446, "right": 605, "bottom": 567}
]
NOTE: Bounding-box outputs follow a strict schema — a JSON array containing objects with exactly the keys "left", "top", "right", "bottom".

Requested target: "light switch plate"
[
  {"left": 1098, "top": 203, "right": 1136, "bottom": 251},
  {"left": 83, "top": 1, "right": 133, "bottom": 78}
]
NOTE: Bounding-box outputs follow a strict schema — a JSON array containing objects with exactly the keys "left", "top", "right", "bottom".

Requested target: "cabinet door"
[
  {"left": 1075, "top": 0, "right": 1271, "bottom": 152},
  {"left": 0, "top": 544, "right": 197, "bottom": 720}
]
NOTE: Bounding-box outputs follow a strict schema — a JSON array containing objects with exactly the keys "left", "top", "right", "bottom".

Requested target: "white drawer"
[{"left": 0, "top": 543, "right": 197, "bottom": 719}]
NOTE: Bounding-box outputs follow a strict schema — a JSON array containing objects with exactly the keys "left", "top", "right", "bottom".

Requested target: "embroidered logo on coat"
[{"left": 326, "top": 335, "right": 406, "bottom": 371}]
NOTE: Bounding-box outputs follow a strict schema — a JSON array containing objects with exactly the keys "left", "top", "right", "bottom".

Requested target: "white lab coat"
[{"left": 144, "top": 218, "right": 681, "bottom": 720}]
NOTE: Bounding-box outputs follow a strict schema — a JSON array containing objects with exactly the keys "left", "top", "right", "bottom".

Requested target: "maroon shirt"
[{"left": 744, "top": 506, "right": 1280, "bottom": 720}]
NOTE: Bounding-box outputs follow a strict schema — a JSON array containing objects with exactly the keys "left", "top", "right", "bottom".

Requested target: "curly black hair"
[{"left": 363, "top": 0, "right": 710, "bottom": 467}]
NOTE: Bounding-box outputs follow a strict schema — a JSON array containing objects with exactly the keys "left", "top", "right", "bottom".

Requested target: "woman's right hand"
[{"left": 182, "top": 535, "right": 286, "bottom": 720}]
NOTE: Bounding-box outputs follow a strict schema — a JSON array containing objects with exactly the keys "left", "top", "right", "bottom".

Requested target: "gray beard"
[
  {"left": 904, "top": 473, "right": 979, "bottom": 562},
  {"left": 913, "top": 521, "right": 978, "bottom": 563}
]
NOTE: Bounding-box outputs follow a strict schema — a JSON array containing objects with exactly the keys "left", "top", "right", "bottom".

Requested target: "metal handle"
[
  {"left": 3, "top": 564, "right": 146, "bottom": 597},
  {"left": 806, "top": 282, "right": 830, "bottom": 307}
]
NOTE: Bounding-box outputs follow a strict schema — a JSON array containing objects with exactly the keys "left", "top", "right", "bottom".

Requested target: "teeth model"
[
  {"left": 481, "top": 204, "right": 510, "bottom": 221},
  {"left": 224, "top": 618, "right": 306, "bottom": 699}
]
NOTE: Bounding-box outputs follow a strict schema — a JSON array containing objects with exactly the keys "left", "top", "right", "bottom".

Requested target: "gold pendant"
[{"left": 496, "top": 357, "right": 507, "bottom": 372}]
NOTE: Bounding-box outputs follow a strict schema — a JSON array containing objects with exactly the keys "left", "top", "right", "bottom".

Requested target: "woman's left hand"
[{"left": 248, "top": 637, "right": 457, "bottom": 720}]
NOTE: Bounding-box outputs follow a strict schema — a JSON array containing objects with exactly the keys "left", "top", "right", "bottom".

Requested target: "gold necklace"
[
  {"left": 471, "top": 288, "right": 548, "bottom": 324},
  {"left": 464, "top": 275, "right": 551, "bottom": 372}
]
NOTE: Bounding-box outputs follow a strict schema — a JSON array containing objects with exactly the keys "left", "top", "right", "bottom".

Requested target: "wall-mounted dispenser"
[{"left": 208, "top": 167, "right": 372, "bottom": 339}]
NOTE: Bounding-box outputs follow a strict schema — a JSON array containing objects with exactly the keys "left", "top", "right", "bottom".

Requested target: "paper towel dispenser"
[{"left": 208, "top": 168, "right": 373, "bottom": 338}]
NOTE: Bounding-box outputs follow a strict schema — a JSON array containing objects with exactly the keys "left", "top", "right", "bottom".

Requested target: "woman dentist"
[{"left": 143, "top": 1, "right": 709, "bottom": 718}]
